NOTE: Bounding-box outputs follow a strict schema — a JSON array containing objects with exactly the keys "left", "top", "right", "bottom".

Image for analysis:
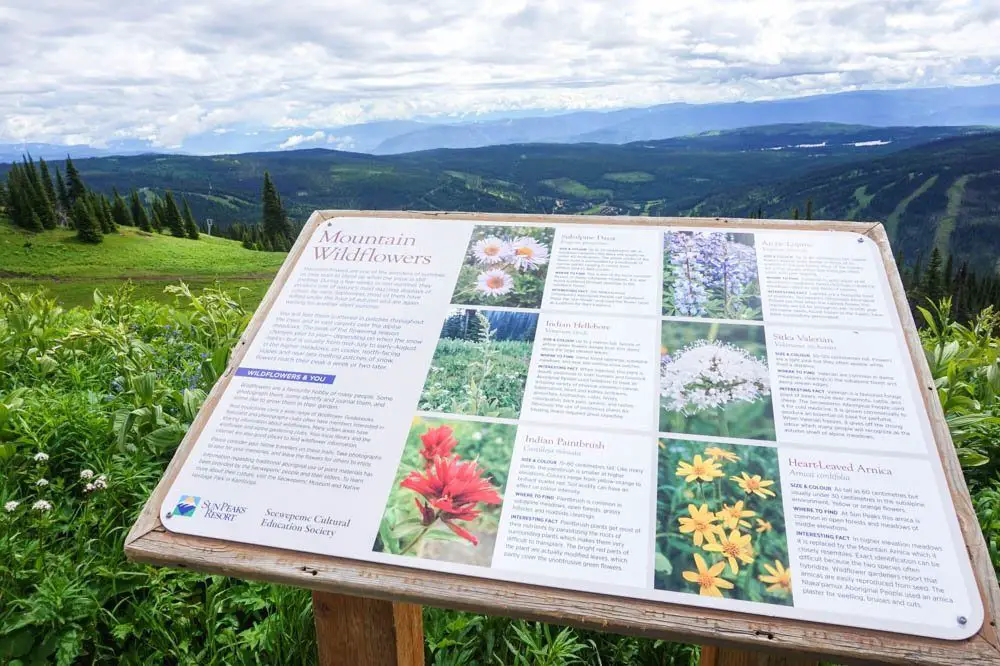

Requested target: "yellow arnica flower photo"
[
  {"left": 716, "top": 500, "right": 755, "bottom": 530},
  {"left": 682, "top": 553, "right": 734, "bottom": 597},
  {"left": 704, "top": 446, "right": 740, "bottom": 463},
  {"left": 677, "top": 503, "right": 722, "bottom": 545},
  {"left": 731, "top": 471, "right": 776, "bottom": 498},
  {"left": 676, "top": 455, "right": 724, "bottom": 483},
  {"left": 755, "top": 518, "right": 772, "bottom": 533},
  {"left": 759, "top": 560, "right": 792, "bottom": 595},
  {"left": 703, "top": 529, "right": 754, "bottom": 574}
]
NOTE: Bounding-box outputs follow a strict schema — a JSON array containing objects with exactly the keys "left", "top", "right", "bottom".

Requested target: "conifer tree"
[
  {"left": 163, "top": 191, "right": 186, "bottom": 237},
  {"left": 112, "top": 192, "right": 133, "bottom": 228},
  {"left": 150, "top": 199, "right": 165, "bottom": 232},
  {"left": 39, "top": 159, "right": 58, "bottom": 210},
  {"left": 72, "top": 198, "right": 102, "bottom": 243},
  {"left": 130, "top": 190, "right": 152, "bottom": 232},
  {"left": 0, "top": 181, "right": 7, "bottom": 210},
  {"left": 261, "top": 172, "right": 291, "bottom": 247},
  {"left": 924, "top": 247, "right": 943, "bottom": 302},
  {"left": 792, "top": 207, "right": 800, "bottom": 220},
  {"left": 805, "top": 199, "right": 813, "bottom": 221},
  {"left": 64, "top": 156, "right": 87, "bottom": 206},
  {"left": 94, "top": 195, "right": 114, "bottom": 233},
  {"left": 181, "top": 198, "right": 199, "bottom": 239},
  {"left": 55, "top": 169, "right": 70, "bottom": 211}
]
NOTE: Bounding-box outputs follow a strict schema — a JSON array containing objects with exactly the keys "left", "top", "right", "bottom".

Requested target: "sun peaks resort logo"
[
  {"left": 170, "top": 495, "right": 250, "bottom": 522},
  {"left": 173, "top": 495, "right": 200, "bottom": 518}
]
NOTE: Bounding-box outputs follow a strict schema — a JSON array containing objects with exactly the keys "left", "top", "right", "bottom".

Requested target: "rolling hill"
[{"left": 0, "top": 223, "right": 283, "bottom": 307}]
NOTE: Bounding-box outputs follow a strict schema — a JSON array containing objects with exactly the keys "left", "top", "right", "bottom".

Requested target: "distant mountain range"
[
  {"left": 5, "top": 122, "right": 995, "bottom": 272},
  {"left": 1, "top": 84, "right": 998, "bottom": 162}
]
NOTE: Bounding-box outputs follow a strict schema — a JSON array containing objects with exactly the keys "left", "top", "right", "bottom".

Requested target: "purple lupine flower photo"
[{"left": 663, "top": 231, "right": 762, "bottom": 320}]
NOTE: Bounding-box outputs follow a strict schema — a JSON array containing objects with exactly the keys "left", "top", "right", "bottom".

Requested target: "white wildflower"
[
  {"left": 93, "top": 477, "right": 108, "bottom": 490},
  {"left": 32, "top": 500, "right": 53, "bottom": 512},
  {"left": 80, "top": 469, "right": 95, "bottom": 480},
  {"left": 660, "top": 340, "right": 770, "bottom": 414},
  {"left": 35, "top": 478, "right": 49, "bottom": 487},
  {"left": 508, "top": 236, "right": 550, "bottom": 271},
  {"left": 4, "top": 500, "right": 19, "bottom": 512},
  {"left": 84, "top": 483, "right": 95, "bottom": 493},
  {"left": 472, "top": 236, "right": 511, "bottom": 264},
  {"left": 472, "top": 431, "right": 483, "bottom": 441},
  {"left": 33, "top": 452, "right": 49, "bottom": 462},
  {"left": 475, "top": 269, "right": 514, "bottom": 296}
]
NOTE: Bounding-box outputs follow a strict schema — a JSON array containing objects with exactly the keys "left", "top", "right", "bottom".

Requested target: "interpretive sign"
[{"left": 127, "top": 212, "right": 1000, "bottom": 665}]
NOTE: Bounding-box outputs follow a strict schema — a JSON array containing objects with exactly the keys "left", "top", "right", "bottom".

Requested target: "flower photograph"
[
  {"left": 419, "top": 308, "right": 538, "bottom": 418},
  {"left": 373, "top": 417, "right": 516, "bottom": 567},
  {"left": 451, "top": 225, "right": 555, "bottom": 308},
  {"left": 654, "top": 439, "right": 792, "bottom": 606},
  {"left": 659, "top": 321, "right": 775, "bottom": 440},
  {"left": 663, "top": 231, "right": 762, "bottom": 320}
]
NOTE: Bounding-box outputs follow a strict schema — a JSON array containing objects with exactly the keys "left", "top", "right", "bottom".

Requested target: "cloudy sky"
[{"left": 2, "top": 0, "right": 998, "bottom": 146}]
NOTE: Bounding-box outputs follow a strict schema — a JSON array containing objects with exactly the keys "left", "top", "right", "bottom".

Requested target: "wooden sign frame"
[{"left": 126, "top": 211, "right": 1000, "bottom": 666}]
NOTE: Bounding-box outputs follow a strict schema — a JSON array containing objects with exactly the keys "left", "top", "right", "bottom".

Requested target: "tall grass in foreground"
[{"left": 1, "top": 284, "right": 999, "bottom": 664}]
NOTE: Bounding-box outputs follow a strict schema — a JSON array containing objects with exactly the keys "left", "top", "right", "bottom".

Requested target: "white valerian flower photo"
[
  {"left": 4, "top": 500, "right": 19, "bottom": 512},
  {"left": 660, "top": 341, "right": 770, "bottom": 414},
  {"left": 80, "top": 469, "right": 95, "bottom": 479},
  {"left": 93, "top": 476, "right": 108, "bottom": 490},
  {"left": 33, "top": 451, "right": 49, "bottom": 462},
  {"left": 32, "top": 500, "right": 53, "bottom": 512},
  {"left": 35, "top": 478, "right": 49, "bottom": 487}
]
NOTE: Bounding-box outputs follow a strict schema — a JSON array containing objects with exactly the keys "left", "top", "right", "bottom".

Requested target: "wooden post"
[
  {"left": 699, "top": 645, "right": 818, "bottom": 666},
  {"left": 312, "top": 591, "right": 424, "bottom": 666}
]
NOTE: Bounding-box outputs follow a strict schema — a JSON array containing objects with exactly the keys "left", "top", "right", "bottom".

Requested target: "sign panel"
[{"left": 159, "top": 216, "right": 983, "bottom": 640}]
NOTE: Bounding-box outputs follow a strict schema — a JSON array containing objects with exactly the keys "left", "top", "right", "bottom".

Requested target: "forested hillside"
[
  {"left": 695, "top": 132, "right": 1000, "bottom": 271},
  {"left": 1, "top": 124, "right": 997, "bottom": 272}
]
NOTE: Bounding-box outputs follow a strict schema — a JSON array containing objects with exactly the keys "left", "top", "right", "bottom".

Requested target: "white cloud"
[
  {"left": 278, "top": 131, "right": 326, "bottom": 149},
  {"left": 0, "top": 0, "right": 997, "bottom": 145}
]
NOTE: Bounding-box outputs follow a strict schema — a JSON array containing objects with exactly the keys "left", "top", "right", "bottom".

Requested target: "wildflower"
[
  {"left": 731, "top": 472, "right": 776, "bottom": 499},
  {"left": 704, "top": 446, "right": 739, "bottom": 463},
  {"left": 472, "top": 236, "right": 510, "bottom": 264},
  {"left": 660, "top": 340, "right": 770, "bottom": 415},
  {"left": 418, "top": 425, "right": 458, "bottom": 465},
  {"left": 681, "top": 553, "right": 734, "bottom": 598},
  {"left": 665, "top": 231, "right": 758, "bottom": 316},
  {"left": 84, "top": 483, "right": 95, "bottom": 493},
  {"left": 759, "top": 560, "right": 792, "bottom": 595},
  {"left": 400, "top": 456, "right": 502, "bottom": 546},
  {"left": 472, "top": 431, "right": 483, "bottom": 441},
  {"left": 32, "top": 500, "right": 53, "bottom": 512},
  {"left": 4, "top": 500, "right": 19, "bottom": 512},
  {"left": 677, "top": 503, "right": 723, "bottom": 546},
  {"left": 716, "top": 501, "right": 755, "bottom": 530},
  {"left": 475, "top": 269, "right": 514, "bottom": 296},
  {"left": 756, "top": 518, "right": 773, "bottom": 533},
  {"left": 675, "top": 455, "right": 725, "bottom": 483},
  {"left": 94, "top": 476, "right": 108, "bottom": 490},
  {"left": 703, "top": 529, "right": 754, "bottom": 574},
  {"left": 33, "top": 452, "right": 50, "bottom": 462},
  {"left": 35, "top": 478, "right": 49, "bottom": 487},
  {"left": 80, "top": 469, "right": 95, "bottom": 480},
  {"left": 508, "top": 236, "right": 550, "bottom": 270}
]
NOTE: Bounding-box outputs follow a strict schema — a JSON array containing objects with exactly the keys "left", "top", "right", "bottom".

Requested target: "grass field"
[{"left": 0, "top": 221, "right": 282, "bottom": 308}]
